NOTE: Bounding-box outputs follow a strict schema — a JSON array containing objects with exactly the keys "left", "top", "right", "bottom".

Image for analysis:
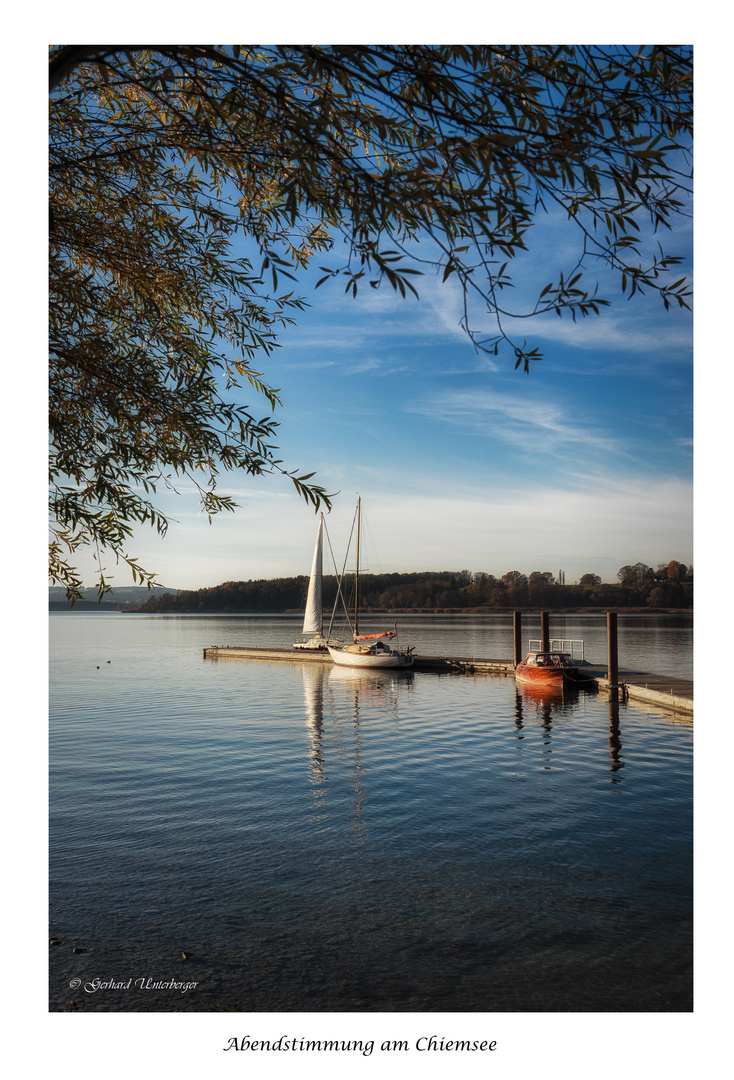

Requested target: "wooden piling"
[
  {"left": 540, "top": 611, "right": 550, "bottom": 652},
  {"left": 513, "top": 611, "right": 522, "bottom": 667},
  {"left": 607, "top": 611, "right": 619, "bottom": 688}
]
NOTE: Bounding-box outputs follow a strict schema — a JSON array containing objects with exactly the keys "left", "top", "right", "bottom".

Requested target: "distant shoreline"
[{"left": 51, "top": 603, "right": 693, "bottom": 615}]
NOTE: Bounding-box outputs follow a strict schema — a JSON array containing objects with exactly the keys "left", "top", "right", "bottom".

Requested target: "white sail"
[{"left": 302, "top": 514, "right": 323, "bottom": 635}]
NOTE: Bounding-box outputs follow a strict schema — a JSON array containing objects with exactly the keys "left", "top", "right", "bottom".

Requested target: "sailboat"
[
  {"left": 327, "top": 498, "right": 415, "bottom": 670},
  {"left": 293, "top": 513, "right": 343, "bottom": 651}
]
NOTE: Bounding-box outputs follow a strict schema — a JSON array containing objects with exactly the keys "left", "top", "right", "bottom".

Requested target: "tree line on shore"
[{"left": 131, "top": 561, "right": 692, "bottom": 614}]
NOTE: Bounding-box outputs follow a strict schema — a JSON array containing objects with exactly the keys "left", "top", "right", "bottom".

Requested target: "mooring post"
[
  {"left": 513, "top": 611, "right": 522, "bottom": 667},
  {"left": 540, "top": 610, "right": 550, "bottom": 652},
  {"left": 607, "top": 611, "right": 619, "bottom": 688}
]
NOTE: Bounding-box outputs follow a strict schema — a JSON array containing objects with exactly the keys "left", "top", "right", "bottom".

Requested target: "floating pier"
[
  {"left": 202, "top": 646, "right": 692, "bottom": 716},
  {"left": 202, "top": 645, "right": 514, "bottom": 674},
  {"left": 590, "top": 665, "right": 693, "bottom": 715}
]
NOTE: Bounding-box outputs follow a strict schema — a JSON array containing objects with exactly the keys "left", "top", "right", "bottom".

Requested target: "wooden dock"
[
  {"left": 584, "top": 665, "right": 693, "bottom": 715},
  {"left": 202, "top": 647, "right": 692, "bottom": 716},
  {"left": 202, "top": 646, "right": 515, "bottom": 674}
]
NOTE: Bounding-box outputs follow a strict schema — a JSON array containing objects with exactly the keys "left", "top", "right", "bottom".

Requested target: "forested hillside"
[{"left": 131, "top": 563, "right": 692, "bottom": 613}]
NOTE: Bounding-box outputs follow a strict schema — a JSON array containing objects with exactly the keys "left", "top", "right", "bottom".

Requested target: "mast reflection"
[
  {"left": 328, "top": 666, "right": 411, "bottom": 846},
  {"left": 301, "top": 663, "right": 412, "bottom": 844},
  {"left": 301, "top": 664, "right": 326, "bottom": 804}
]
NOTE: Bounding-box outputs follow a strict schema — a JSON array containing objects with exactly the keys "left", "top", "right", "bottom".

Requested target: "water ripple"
[{"left": 49, "top": 614, "right": 692, "bottom": 1012}]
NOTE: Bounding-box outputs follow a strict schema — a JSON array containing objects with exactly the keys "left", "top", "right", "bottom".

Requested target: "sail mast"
[{"left": 354, "top": 497, "right": 361, "bottom": 638}]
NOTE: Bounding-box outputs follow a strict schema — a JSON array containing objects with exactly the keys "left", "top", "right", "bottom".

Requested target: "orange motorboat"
[{"left": 515, "top": 650, "right": 581, "bottom": 687}]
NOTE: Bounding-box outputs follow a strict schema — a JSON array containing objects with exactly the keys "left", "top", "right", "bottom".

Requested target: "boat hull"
[
  {"left": 515, "top": 665, "right": 567, "bottom": 687},
  {"left": 515, "top": 652, "right": 582, "bottom": 687},
  {"left": 328, "top": 646, "right": 414, "bottom": 669}
]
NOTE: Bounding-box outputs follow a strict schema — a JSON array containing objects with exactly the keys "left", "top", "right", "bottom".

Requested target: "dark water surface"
[{"left": 49, "top": 613, "right": 692, "bottom": 1012}]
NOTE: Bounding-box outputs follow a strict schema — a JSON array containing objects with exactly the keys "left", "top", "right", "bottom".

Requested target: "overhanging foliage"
[{"left": 49, "top": 45, "right": 692, "bottom": 599}]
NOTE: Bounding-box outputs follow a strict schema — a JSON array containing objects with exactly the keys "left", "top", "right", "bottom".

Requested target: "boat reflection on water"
[
  {"left": 303, "top": 665, "right": 626, "bottom": 807},
  {"left": 514, "top": 680, "right": 626, "bottom": 781},
  {"left": 301, "top": 665, "right": 413, "bottom": 749},
  {"left": 516, "top": 680, "right": 579, "bottom": 713},
  {"left": 328, "top": 663, "right": 413, "bottom": 707},
  {"left": 301, "top": 664, "right": 326, "bottom": 784},
  {"left": 327, "top": 666, "right": 408, "bottom": 687},
  {"left": 301, "top": 664, "right": 415, "bottom": 843},
  {"left": 514, "top": 683, "right": 577, "bottom": 764}
]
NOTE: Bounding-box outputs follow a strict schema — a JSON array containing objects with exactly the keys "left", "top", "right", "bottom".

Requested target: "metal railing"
[{"left": 528, "top": 638, "right": 586, "bottom": 661}]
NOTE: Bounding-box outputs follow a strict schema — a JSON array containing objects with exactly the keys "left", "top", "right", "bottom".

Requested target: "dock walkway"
[
  {"left": 202, "top": 647, "right": 692, "bottom": 716},
  {"left": 202, "top": 646, "right": 516, "bottom": 675},
  {"left": 584, "top": 665, "right": 693, "bottom": 715}
]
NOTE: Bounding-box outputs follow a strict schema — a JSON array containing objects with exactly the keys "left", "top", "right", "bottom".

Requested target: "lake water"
[{"left": 49, "top": 612, "right": 692, "bottom": 1012}]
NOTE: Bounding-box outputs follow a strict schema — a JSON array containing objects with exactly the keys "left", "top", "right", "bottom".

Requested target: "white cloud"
[
  {"left": 350, "top": 474, "right": 693, "bottom": 582},
  {"left": 71, "top": 465, "right": 690, "bottom": 592},
  {"left": 407, "top": 388, "right": 624, "bottom": 459},
  {"left": 499, "top": 310, "right": 692, "bottom": 356}
]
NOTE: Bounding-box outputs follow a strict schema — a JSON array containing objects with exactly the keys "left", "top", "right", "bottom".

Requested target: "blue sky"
[
  {"left": 47, "top": 43, "right": 694, "bottom": 594},
  {"left": 69, "top": 201, "right": 693, "bottom": 592}
]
